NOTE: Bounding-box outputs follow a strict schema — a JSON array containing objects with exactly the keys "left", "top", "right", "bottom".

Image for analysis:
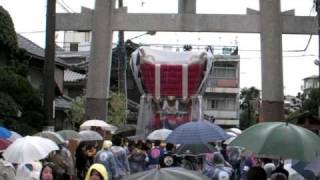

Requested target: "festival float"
[{"left": 130, "top": 47, "right": 213, "bottom": 138}]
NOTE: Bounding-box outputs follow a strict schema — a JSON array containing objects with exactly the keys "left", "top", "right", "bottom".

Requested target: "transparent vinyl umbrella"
[{"left": 3, "top": 136, "right": 59, "bottom": 163}]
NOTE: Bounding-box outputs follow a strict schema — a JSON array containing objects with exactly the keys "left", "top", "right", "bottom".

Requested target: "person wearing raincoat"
[
  {"left": 95, "top": 140, "right": 118, "bottom": 180},
  {"left": 85, "top": 163, "right": 108, "bottom": 180}
]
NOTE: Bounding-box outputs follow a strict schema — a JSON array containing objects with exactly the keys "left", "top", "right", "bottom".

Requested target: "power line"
[
  {"left": 18, "top": 30, "right": 46, "bottom": 34},
  {"left": 240, "top": 54, "right": 316, "bottom": 60},
  {"left": 59, "top": 0, "right": 75, "bottom": 13}
]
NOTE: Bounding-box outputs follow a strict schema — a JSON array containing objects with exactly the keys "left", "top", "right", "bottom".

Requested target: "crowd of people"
[{"left": 0, "top": 135, "right": 300, "bottom": 180}]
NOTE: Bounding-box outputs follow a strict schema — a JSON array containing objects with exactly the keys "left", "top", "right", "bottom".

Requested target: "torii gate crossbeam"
[{"left": 56, "top": 0, "right": 318, "bottom": 122}]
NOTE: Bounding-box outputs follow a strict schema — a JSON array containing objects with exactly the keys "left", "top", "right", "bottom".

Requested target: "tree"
[
  {"left": 108, "top": 92, "right": 127, "bottom": 127},
  {"left": 239, "top": 87, "right": 260, "bottom": 129},
  {"left": 65, "top": 96, "right": 86, "bottom": 128},
  {"left": 301, "top": 88, "right": 320, "bottom": 116},
  {"left": 65, "top": 92, "right": 127, "bottom": 128},
  {"left": 0, "top": 6, "right": 44, "bottom": 135}
]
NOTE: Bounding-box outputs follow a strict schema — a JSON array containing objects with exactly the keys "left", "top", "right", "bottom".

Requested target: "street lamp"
[{"left": 128, "top": 31, "right": 156, "bottom": 41}]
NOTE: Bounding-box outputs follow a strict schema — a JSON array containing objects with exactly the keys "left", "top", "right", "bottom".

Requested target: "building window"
[
  {"left": 70, "top": 43, "right": 79, "bottom": 52},
  {"left": 84, "top": 32, "right": 91, "bottom": 42},
  {"left": 213, "top": 67, "right": 236, "bottom": 79},
  {"left": 208, "top": 98, "right": 236, "bottom": 110}
]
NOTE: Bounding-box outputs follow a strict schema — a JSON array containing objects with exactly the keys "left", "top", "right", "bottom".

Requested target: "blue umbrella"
[
  {"left": 166, "top": 121, "right": 229, "bottom": 144},
  {"left": 0, "top": 127, "right": 11, "bottom": 139}
]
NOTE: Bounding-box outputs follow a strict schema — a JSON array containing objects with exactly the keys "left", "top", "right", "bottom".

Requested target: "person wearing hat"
[
  {"left": 85, "top": 163, "right": 108, "bottom": 180},
  {"left": 95, "top": 141, "right": 118, "bottom": 180}
]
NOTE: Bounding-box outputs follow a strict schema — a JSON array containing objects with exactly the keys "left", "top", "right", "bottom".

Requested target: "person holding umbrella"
[{"left": 95, "top": 141, "right": 118, "bottom": 180}]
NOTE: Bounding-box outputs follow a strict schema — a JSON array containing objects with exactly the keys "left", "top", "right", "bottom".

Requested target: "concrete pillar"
[
  {"left": 85, "top": 0, "right": 114, "bottom": 120},
  {"left": 178, "top": 0, "right": 196, "bottom": 14},
  {"left": 260, "top": 0, "right": 284, "bottom": 122}
]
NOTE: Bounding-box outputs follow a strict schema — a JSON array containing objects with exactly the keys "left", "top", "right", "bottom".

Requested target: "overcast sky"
[{"left": 0, "top": 0, "right": 318, "bottom": 96}]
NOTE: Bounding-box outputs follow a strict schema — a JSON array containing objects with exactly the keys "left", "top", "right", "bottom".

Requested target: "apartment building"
[{"left": 203, "top": 47, "right": 240, "bottom": 128}]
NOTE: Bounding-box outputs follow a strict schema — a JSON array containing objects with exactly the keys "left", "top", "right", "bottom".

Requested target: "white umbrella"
[
  {"left": 284, "top": 164, "right": 304, "bottom": 180},
  {"left": 34, "top": 131, "right": 65, "bottom": 144},
  {"left": 79, "top": 130, "right": 103, "bottom": 141},
  {"left": 3, "top": 136, "right": 58, "bottom": 163},
  {"left": 8, "top": 131, "right": 22, "bottom": 142},
  {"left": 224, "top": 136, "right": 236, "bottom": 145},
  {"left": 80, "top": 119, "right": 118, "bottom": 132},
  {"left": 229, "top": 128, "right": 242, "bottom": 135},
  {"left": 147, "top": 128, "right": 172, "bottom": 141},
  {"left": 226, "top": 131, "right": 238, "bottom": 137}
]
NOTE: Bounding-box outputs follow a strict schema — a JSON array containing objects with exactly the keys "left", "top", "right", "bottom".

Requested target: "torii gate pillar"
[
  {"left": 260, "top": 0, "right": 284, "bottom": 121},
  {"left": 85, "top": 0, "right": 114, "bottom": 120}
]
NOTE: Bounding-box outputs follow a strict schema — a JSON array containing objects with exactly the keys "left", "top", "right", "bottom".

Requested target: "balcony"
[
  {"left": 204, "top": 110, "right": 238, "bottom": 119},
  {"left": 205, "top": 78, "right": 239, "bottom": 93}
]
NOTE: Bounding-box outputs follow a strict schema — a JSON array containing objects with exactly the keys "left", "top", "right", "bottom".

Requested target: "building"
[
  {"left": 17, "top": 34, "right": 73, "bottom": 129},
  {"left": 56, "top": 30, "right": 141, "bottom": 126},
  {"left": 203, "top": 47, "right": 240, "bottom": 128},
  {"left": 302, "top": 75, "right": 319, "bottom": 97}
]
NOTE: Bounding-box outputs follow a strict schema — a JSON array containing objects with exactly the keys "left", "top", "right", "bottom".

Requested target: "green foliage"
[
  {"left": 239, "top": 87, "right": 260, "bottom": 129},
  {"left": 302, "top": 88, "right": 320, "bottom": 116},
  {"left": 0, "top": 67, "right": 44, "bottom": 134},
  {"left": 66, "top": 96, "right": 86, "bottom": 127},
  {"left": 0, "top": 7, "right": 42, "bottom": 135},
  {"left": 65, "top": 92, "right": 128, "bottom": 128},
  {"left": 0, "top": 68, "right": 36, "bottom": 107},
  {"left": 0, "top": 92, "right": 19, "bottom": 119},
  {"left": 108, "top": 92, "right": 127, "bottom": 127},
  {"left": 0, "top": 6, "right": 18, "bottom": 53}
]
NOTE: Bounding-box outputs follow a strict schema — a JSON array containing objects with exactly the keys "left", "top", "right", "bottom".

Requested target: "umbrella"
[
  {"left": 284, "top": 164, "right": 305, "bottom": 180},
  {"left": 80, "top": 119, "right": 118, "bottom": 132},
  {"left": 122, "top": 167, "right": 210, "bottom": 180},
  {"left": 0, "top": 138, "right": 11, "bottom": 151},
  {"left": 34, "top": 131, "right": 65, "bottom": 144},
  {"left": 226, "top": 131, "right": 238, "bottom": 137},
  {"left": 229, "top": 128, "right": 242, "bottom": 135},
  {"left": 229, "top": 122, "right": 320, "bottom": 161},
  {"left": 56, "top": 130, "right": 80, "bottom": 140},
  {"left": 166, "top": 121, "right": 229, "bottom": 144},
  {"left": 175, "top": 144, "right": 217, "bottom": 156},
  {"left": 0, "top": 127, "right": 11, "bottom": 139},
  {"left": 3, "top": 136, "right": 59, "bottom": 163},
  {"left": 147, "top": 129, "right": 172, "bottom": 141},
  {"left": 127, "top": 134, "right": 146, "bottom": 141},
  {"left": 291, "top": 161, "right": 317, "bottom": 180},
  {"left": 79, "top": 130, "right": 103, "bottom": 141},
  {"left": 224, "top": 136, "right": 236, "bottom": 145},
  {"left": 7, "top": 131, "right": 22, "bottom": 142},
  {"left": 305, "top": 157, "right": 320, "bottom": 177}
]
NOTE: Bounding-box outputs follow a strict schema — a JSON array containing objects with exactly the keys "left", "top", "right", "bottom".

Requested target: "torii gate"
[{"left": 56, "top": 0, "right": 317, "bottom": 122}]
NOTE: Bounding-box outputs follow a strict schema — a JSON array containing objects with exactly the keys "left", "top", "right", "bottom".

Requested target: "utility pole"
[
  {"left": 316, "top": 0, "right": 320, "bottom": 117},
  {"left": 118, "top": 0, "right": 126, "bottom": 92},
  {"left": 118, "top": 0, "right": 128, "bottom": 109},
  {"left": 316, "top": 0, "right": 320, "bottom": 87},
  {"left": 44, "top": 0, "right": 56, "bottom": 131}
]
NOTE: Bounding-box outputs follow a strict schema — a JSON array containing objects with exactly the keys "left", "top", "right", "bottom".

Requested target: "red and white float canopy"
[{"left": 130, "top": 47, "right": 213, "bottom": 100}]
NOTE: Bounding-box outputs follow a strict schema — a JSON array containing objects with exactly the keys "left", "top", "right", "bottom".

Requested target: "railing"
[{"left": 206, "top": 77, "right": 239, "bottom": 88}]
